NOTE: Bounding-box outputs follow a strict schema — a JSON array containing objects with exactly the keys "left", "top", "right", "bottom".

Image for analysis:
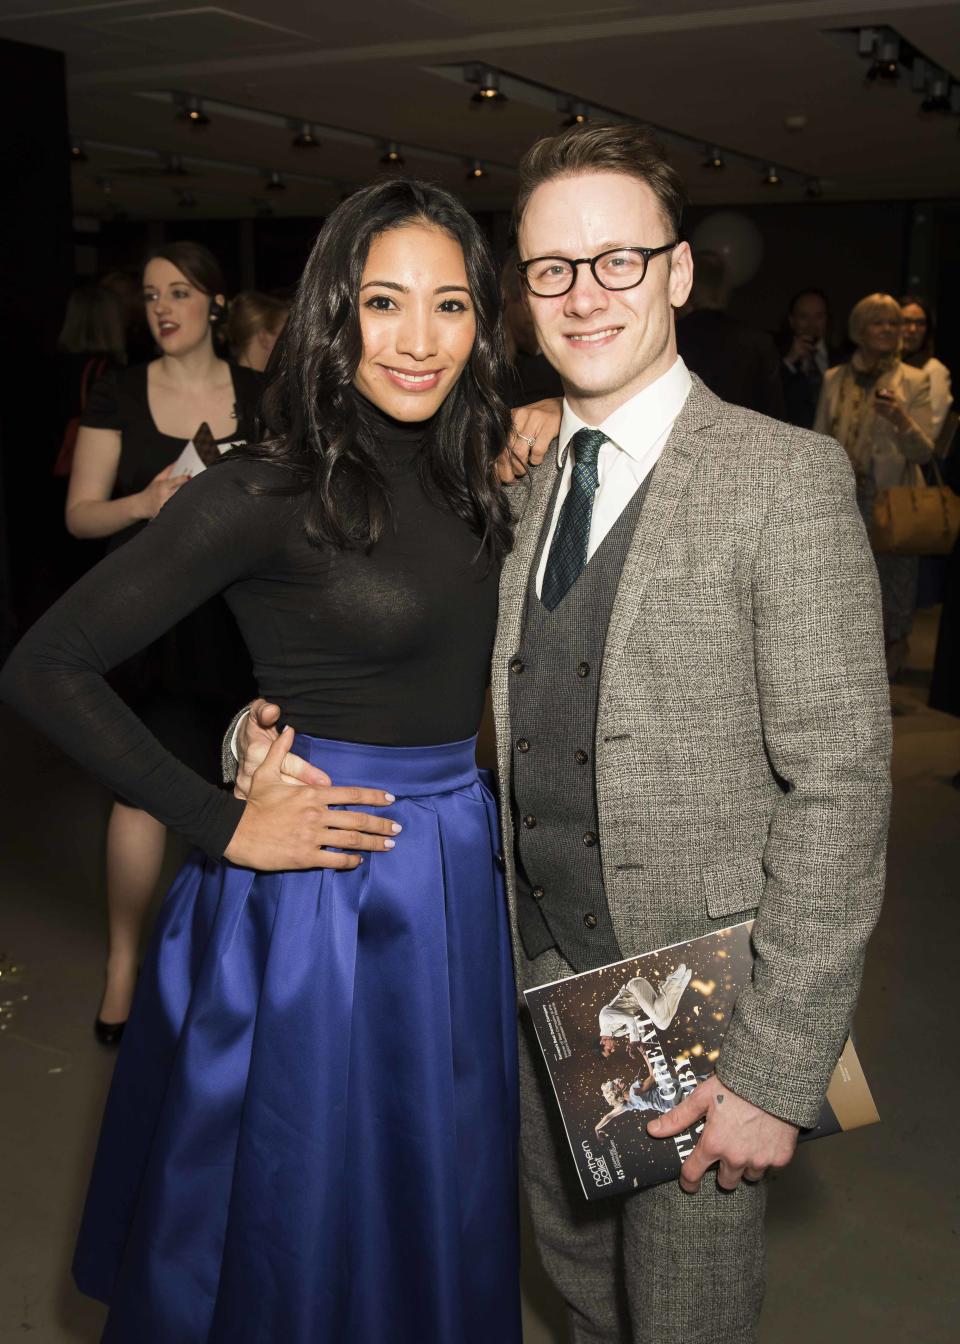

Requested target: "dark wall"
[
  {"left": 684, "top": 201, "right": 912, "bottom": 345},
  {"left": 932, "top": 202, "right": 960, "bottom": 385},
  {"left": 0, "top": 37, "right": 74, "bottom": 645}
]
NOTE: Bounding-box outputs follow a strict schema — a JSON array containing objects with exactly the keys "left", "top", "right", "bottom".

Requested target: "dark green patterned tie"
[{"left": 541, "top": 427, "right": 607, "bottom": 611}]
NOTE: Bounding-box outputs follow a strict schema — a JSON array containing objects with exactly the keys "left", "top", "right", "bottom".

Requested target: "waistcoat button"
[
  {"left": 574, "top": 749, "right": 589, "bottom": 765},
  {"left": 583, "top": 912, "right": 598, "bottom": 929},
  {"left": 583, "top": 831, "right": 598, "bottom": 847},
  {"left": 532, "top": 886, "right": 545, "bottom": 902},
  {"left": 577, "top": 662, "right": 591, "bottom": 678},
  {"left": 523, "top": 814, "right": 537, "bottom": 829},
  {"left": 516, "top": 737, "right": 530, "bottom": 753},
  {"left": 510, "top": 658, "right": 525, "bottom": 674}
]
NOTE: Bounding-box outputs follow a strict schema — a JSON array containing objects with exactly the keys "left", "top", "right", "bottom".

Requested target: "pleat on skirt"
[{"left": 73, "top": 734, "right": 521, "bottom": 1344}]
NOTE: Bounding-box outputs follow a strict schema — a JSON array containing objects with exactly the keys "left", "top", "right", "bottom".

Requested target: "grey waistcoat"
[{"left": 509, "top": 465, "right": 654, "bottom": 973}]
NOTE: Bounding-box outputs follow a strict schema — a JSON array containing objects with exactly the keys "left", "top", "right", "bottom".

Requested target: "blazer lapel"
[{"left": 599, "top": 376, "right": 720, "bottom": 701}]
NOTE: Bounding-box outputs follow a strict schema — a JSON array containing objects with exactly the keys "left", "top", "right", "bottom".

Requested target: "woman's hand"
[
  {"left": 224, "top": 727, "right": 400, "bottom": 871},
  {"left": 498, "top": 398, "right": 563, "bottom": 483},
  {"left": 873, "top": 389, "right": 909, "bottom": 431},
  {"left": 136, "top": 463, "right": 191, "bottom": 520}
]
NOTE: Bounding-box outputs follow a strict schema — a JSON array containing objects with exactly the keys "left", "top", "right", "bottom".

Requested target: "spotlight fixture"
[
  {"left": 761, "top": 164, "right": 782, "bottom": 186},
  {"left": 702, "top": 145, "right": 725, "bottom": 170},
  {"left": 562, "top": 101, "right": 590, "bottom": 128},
  {"left": 176, "top": 189, "right": 197, "bottom": 209},
  {"left": 919, "top": 72, "right": 952, "bottom": 114},
  {"left": 178, "top": 96, "right": 210, "bottom": 127},
  {"left": 97, "top": 176, "right": 113, "bottom": 196},
  {"left": 265, "top": 171, "right": 286, "bottom": 191},
  {"left": 255, "top": 198, "right": 274, "bottom": 218},
  {"left": 804, "top": 177, "right": 824, "bottom": 199},
  {"left": 865, "top": 30, "right": 900, "bottom": 82},
  {"left": 291, "top": 122, "right": 319, "bottom": 149},
  {"left": 465, "top": 158, "right": 486, "bottom": 180},
  {"left": 70, "top": 140, "right": 88, "bottom": 163},
  {"left": 162, "top": 154, "right": 188, "bottom": 177},
  {"left": 471, "top": 70, "right": 505, "bottom": 104},
  {"left": 379, "top": 141, "right": 405, "bottom": 166}
]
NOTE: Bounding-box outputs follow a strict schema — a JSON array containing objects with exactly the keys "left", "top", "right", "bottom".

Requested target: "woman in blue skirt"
[{"left": 1, "top": 180, "right": 560, "bottom": 1342}]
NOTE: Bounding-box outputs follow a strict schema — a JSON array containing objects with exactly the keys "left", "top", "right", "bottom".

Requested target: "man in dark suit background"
[
  {"left": 675, "top": 249, "right": 785, "bottom": 418},
  {"left": 778, "top": 287, "right": 843, "bottom": 428}
]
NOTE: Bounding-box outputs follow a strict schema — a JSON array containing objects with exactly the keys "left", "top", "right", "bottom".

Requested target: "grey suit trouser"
[{"left": 518, "top": 948, "right": 766, "bottom": 1344}]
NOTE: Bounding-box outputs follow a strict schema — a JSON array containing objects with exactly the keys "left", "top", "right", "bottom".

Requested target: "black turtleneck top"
[{"left": 0, "top": 401, "right": 502, "bottom": 857}]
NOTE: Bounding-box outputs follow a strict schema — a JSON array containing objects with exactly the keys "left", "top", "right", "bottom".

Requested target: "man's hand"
[
  {"left": 785, "top": 333, "right": 816, "bottom": 368},
  {"left": 497, "top": 398, "right": 562, "bottom": 483},
  {"left": 224, "top": 728, "right": 399, "bottom": 871},
  {"left": 648, "top": 1076, "right": 798, "bottom": 1193},
  {"left": 234, "top": 698, "right": 331, "bottom": 799}
]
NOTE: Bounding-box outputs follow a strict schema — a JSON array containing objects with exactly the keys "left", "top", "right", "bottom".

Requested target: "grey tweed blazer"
[{"left": 492, "top": 374, "right": 891, "bottom": 1129}]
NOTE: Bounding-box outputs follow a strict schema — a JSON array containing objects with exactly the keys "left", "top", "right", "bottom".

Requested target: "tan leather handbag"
[{"left": 872, "top": 458, "right": 960, "bottom": 555}]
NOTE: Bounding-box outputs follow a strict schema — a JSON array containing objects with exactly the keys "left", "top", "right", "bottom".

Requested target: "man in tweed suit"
[
  {"left": 493, "top": 123, "right": 889, "bottom": 1343},
  {"left": 229, "top": 126, "right": 890, "bottom": 1343}
]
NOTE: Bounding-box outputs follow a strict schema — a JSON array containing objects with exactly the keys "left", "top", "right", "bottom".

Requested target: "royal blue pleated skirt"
[{"left": 73, "top": 734, "right": 521, "bottom": 1344}]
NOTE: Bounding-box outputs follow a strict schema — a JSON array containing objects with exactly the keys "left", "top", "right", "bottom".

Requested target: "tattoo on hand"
[{"left": 716, "top": 1093, "right": 725, "bottom": 1104}]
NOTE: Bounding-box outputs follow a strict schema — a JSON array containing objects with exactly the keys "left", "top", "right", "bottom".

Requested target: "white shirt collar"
[{"left": 557, "top": 357, "right": 692, "bottom": 467}]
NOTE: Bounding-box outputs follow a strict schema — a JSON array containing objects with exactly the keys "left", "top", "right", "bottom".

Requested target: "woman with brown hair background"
[
  {"left": 65, "top": 240, "right": 261, "bottom": 1042},
  {"left": 225, "top": 289, "right": 290, "bottom": 372}
]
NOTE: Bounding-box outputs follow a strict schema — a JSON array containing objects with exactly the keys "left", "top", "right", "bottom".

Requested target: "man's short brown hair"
[{"left": 514, "top": 123, "right": 686, "bottom": 242}]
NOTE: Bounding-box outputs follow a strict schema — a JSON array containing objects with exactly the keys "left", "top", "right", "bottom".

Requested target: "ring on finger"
[{"left": 514, "top": 431, "right": 537, "bottom": 448}]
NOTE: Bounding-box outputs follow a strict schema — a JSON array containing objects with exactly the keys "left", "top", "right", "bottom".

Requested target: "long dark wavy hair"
[{"left": 239, "top": 179, "right": 513, "bottom": 563}]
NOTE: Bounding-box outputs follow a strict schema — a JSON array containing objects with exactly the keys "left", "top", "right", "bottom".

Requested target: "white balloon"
[{"left": 689, "top": 211, "right": 764, "bottom": 288}]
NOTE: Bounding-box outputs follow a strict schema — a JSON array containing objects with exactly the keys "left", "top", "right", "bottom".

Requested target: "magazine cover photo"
[{"left": 524, "top": 922, "right": 878, "bottom": 1201}]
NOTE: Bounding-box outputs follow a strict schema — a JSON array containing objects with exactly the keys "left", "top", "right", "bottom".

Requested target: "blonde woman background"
[{"left": 815, "top": 292, "right": 935, "bottom": 677}]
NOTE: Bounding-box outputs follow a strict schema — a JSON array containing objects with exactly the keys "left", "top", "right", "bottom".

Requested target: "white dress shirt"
[{"left": 535, "top": 357, "right": 692, "bottom": 597}]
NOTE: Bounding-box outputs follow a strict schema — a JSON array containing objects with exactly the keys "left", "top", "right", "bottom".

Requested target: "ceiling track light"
[
  {"left": 465, "top": 158, "right": 486, "bottom": 180},
  {"left": 471, "top": 70, "right": 505, "bottom": 105},
  {"left": 919, "top": 72, "right": 953, "bottom": 114},
  {"left": 863, "top": 28, "right": 900, "bottom": 82},
  {"left": 96, "top": 176, "right": 113, "bottom": 196},
  {"left": 379, "top": 140, "right": 405, "bottom": 166},
  {"left": 761, "top": 164, "right": 782, "bottom": 186},
  {"left": 178, "top": 96, "right": 210, "bottom": 127},
  {"left": 561, "top": 101, "right": 590, "bottom": 128},
  {"left": 265, "top": 171, "right": 287, "bottom": 191},
  {"left": 702, "top": 145, "right": 725, "bottom": 170},
  {"left": 176, "top": 189, "right": 197, "bottom": 208},
  {"left": 70, "top": 140, "right": 88, "bottom": 163},
  {"left": 804, "top": 178, "right": 824, "bottom": 199},
  {"left": 162, "top": 154, "right": 188, "bottom": 177},
  {"left": 291, "top": 121, "right": 319, "bottom": 149}
]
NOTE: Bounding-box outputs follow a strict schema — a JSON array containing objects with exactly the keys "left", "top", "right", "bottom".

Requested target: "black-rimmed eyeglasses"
[{"left": 517, "top": 242, "right": 679, "bottom": 298}]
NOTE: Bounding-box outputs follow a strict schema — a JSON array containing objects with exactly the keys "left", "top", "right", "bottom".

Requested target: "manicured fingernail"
[
  {"left": 384, "top": 793, "right": 396, "bottom": 803},
  {"left": 384, "top": 839, "right": 396, "bottom": 849},
  {"left": 391, "top": 823, "right": 403, "bottom": 834}
]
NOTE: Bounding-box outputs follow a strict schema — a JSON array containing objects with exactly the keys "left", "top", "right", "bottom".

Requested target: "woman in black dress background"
[{"left": 64, "top": 241, "right": 259, "bottom": 1039}]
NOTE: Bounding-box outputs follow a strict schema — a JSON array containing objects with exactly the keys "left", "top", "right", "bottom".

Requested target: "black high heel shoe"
[
  {"left": 93, "top": 1015, "right": 126, "bottom": 1046},
  {"left": 94, "top": 965, "right": 139, "bottom": 1046}
]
